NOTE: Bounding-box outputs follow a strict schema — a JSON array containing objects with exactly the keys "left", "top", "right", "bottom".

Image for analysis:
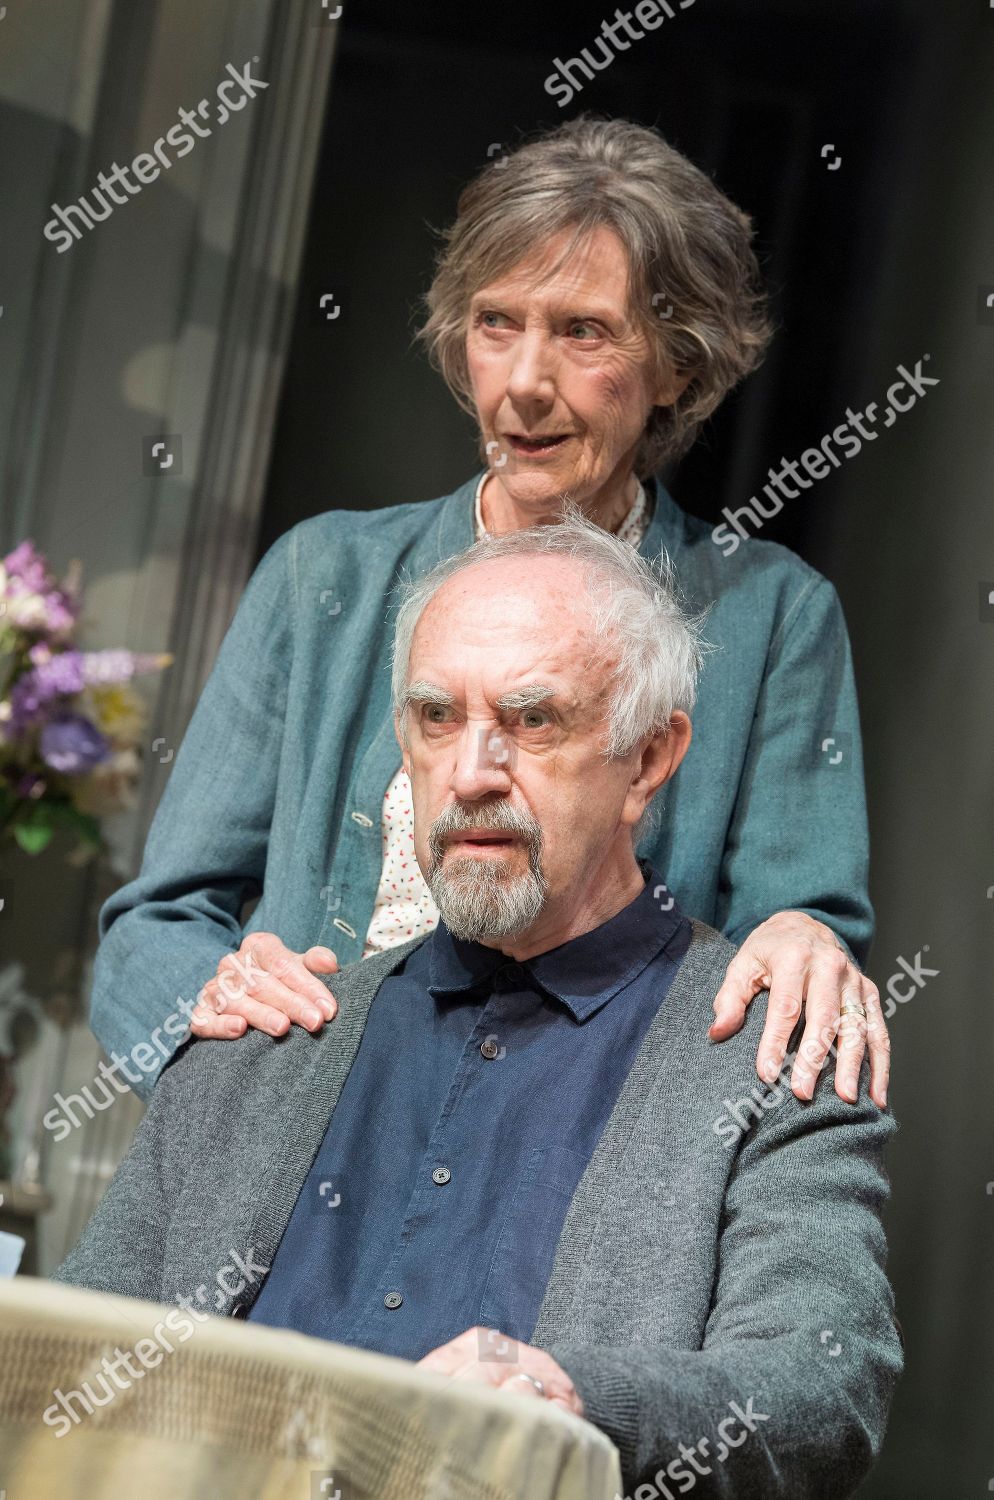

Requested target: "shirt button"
[
  {"left": 432, "top": 1166, "right": 451, "bottom": 1185},
  {"left": 384, "top": 1291, "right": 403, "bottom": 1309},
  {"left": 480, "top": 1038, "right": 500, "bottom": 1060}
]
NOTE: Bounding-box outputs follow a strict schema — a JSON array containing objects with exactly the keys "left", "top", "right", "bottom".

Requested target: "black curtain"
[{"left": 259, "top": 4, "right": 994, "bottom": 1493}]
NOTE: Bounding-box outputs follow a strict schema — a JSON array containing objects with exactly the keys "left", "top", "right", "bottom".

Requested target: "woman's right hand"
[{"left": 189, "top": 933, "right": 339, "bottom": 1039}]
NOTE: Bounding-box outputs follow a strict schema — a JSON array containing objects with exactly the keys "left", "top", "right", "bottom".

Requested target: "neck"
[
  {"left": 481, "top": 469, "right": 639, "bottom": 536},
  {"left": 477, "top": 848, "right": 648, "bottom": 961}
]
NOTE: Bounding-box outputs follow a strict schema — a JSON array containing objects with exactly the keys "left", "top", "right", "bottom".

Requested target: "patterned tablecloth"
[{"left": 0, "top": 1277, "right": 623, "bottom": 1500}]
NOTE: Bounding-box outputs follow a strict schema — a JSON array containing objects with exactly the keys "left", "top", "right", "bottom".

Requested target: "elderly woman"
[{"left": 91, "top": 114, "right": 888, "bottom": 1109}]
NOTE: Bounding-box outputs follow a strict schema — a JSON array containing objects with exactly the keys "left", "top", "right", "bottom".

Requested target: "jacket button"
[
  {"left": 432, "top": 1166, "right": 451, "bottom": 1185},
  {"left": 384, "top": 1291, "right": 403, "bottom": 1309},
  {"left": 480, "top": 1038, "right": 499, "bottom": 1060}
]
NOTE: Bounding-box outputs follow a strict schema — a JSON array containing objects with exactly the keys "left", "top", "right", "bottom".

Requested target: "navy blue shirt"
[{"left": 248, "top": 858, "right": 691, "bottom": 1358}]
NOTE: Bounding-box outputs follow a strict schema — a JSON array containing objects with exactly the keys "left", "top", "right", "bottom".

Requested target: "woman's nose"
[{"left": 506, "top": 332, "right": 556, "bottom": 402}]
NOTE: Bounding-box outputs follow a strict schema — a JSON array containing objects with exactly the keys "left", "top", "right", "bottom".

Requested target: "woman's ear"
[{"left": 652, "top": 365, "right": 694, "bottom": 408}]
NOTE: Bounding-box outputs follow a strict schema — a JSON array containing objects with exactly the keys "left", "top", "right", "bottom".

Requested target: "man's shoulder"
[{"left": 154, "top": 936, "right": 431, "bottom": 1100}]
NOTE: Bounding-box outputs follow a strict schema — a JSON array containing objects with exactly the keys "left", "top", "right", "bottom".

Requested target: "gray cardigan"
[{"left": 54, "top": 920, "right": 903, "bottom": 1497}]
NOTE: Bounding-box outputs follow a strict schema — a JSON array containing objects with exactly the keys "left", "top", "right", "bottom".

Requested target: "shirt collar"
[
  {"left": 426, "top": 859, "right": 685, "bottom": 1022},
  {"left": 432, "top": 469, "right": 685, "bottom": 572},
  {"left": 473, "top": 472, "right": 652, "bottom": 545}
]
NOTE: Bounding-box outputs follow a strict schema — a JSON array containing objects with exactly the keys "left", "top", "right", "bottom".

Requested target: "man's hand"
[
  {"left": 416, "top": 1326, "right": 584, "bottom": 1418},
  {"left": 189, "top": 933, "right": 339, "bottom": 1039},
  {"left": 709, "top": 910, "right": 890, "bottom": 1108}
]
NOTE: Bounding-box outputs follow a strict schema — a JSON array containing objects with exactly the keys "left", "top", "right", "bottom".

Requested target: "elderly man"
[{"left": 54, "top": 511, "right": 902, "bottom": 1498}]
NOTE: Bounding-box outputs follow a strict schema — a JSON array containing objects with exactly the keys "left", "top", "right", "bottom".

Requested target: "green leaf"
[{"left": 13, "top": 821, "right": 54, "bottom": 854}]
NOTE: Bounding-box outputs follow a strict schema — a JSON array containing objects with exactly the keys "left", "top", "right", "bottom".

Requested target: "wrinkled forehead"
[{"left": 410, "top": 554, "right": 614, "bottom": 696}]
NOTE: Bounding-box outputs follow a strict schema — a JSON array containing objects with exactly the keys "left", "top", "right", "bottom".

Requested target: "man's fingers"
[
  {"left": 862, "top": 978, "right": 890, "bottom": 1108},
  {"left": 709, "top": 953, "right": 769, "bottom": 1041},
  {"left": 753, "top": 964, "right": 806, "bottom": 1085}
]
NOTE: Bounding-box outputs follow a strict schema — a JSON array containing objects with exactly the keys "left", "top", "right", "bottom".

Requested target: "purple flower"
[
  {"left": 4, "top": 540, "right": 50, "bottom": 594},
  {"left": 42, "top": 589, "right": 79, "bottom": 637},
  {"left": 81, "top": 649, "right": 171, "bottom": 685},
  {"left": 40, "top": 715, "right": 110, "bottom": 773},
  {"left": 9, "top": 650, "right": 86, "bottom": 731}
]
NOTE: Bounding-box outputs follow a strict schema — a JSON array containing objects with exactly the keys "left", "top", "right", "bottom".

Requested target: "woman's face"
[{"left": 464, "top": 223, "right": 682, "bottom": 516}]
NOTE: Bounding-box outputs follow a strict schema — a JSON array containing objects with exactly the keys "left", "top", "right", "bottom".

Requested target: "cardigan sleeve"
[
  {"left": 86, "top": 528, "right": 297, "bottom": 1098},
  {"left": 548, "top": 1057, "right": 903, "bottom": 1498},
  {"left": 717, "top": 574, "right": 873, "bottom": 967},
  {"left": 50, "top": 1039, "right": 202, "bottom": 1300}
]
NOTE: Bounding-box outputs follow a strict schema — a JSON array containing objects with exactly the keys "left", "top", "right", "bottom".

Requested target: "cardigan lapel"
[
  {"left": 530, "top": 920, "right": 725, "bottom": 1346},
  {"left": 230, "top": 937, "right": 429, "bottom": 1313}
]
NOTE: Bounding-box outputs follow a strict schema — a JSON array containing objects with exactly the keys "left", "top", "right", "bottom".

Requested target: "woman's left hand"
[{"left": 709, "top": 910, "right": 889, "bottom": 1107}]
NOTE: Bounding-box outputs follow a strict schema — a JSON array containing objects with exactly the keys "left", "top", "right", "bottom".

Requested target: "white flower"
[{"left": 6, "top": 591, "right": 49, "bottom": 630}]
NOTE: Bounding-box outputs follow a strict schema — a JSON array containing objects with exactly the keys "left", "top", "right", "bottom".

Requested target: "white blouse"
[{"left": 361, "top": 474, "right": 652, "bottom": 957}]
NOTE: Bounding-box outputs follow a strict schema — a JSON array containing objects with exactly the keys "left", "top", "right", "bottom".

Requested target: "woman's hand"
[
  {"left": 709, "top": 910, "right": 890, "bottom": 1107},
  {"left": 189, "top": 933, "right": 339, "bottom": 1039}
]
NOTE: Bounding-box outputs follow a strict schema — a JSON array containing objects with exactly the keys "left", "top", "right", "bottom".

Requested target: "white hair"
[{"left": 389, "top": 501, "right": 713, "bottom": 843}]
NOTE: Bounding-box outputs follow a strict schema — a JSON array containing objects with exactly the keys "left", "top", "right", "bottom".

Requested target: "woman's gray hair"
[
  {"left": 390, "top": 504, "right": 713, "bottom": 842},
  {"left": 414, "top": 113, "right": 773, "bottom": 476}
]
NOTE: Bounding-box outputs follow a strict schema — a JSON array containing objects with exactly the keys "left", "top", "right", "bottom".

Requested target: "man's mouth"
[
  {"left": 506, "top": 433, "right": 571, "bottom": 456},
  {"left": 446, "top": 832, "right": 518, "bottom": 849}
]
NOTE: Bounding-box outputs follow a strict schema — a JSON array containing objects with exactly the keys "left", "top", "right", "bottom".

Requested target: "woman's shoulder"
[
  {"left": 287, "top": 490, "right": 450, "bottom": 551},
  {"left": 666, "top": 498, "right": 839, "bottom": 629}
]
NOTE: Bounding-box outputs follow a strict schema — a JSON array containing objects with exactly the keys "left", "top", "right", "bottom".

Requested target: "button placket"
[{"left": 357, "top": 988, "right": 508, "bottom": 1333}]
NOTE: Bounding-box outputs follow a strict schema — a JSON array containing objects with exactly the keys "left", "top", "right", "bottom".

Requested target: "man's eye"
[
  {"left": 479, "top": 311, "right": 509, "bottom": 329},
  {"left": 520, "top": 708, "right": 551, "bottom": 728},
  {"left": 569, "top": 321, "right": 600, "bottom": 340},
  {"left": 422, "top": 704, "right": 453, "bottom": 723}
]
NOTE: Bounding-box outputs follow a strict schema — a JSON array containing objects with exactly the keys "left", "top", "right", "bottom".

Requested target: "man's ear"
[{"left": 624, "top": 711, "right": 692, "bottom": 826}]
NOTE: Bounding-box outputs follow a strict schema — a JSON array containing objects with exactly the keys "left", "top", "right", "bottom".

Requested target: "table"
[{"left": 0, "top": 1277, "right": 623, "bottom": 1500}]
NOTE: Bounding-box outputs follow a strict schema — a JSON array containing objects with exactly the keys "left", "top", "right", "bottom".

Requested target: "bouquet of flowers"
[{"left": 0, "top": 540, "right": 172, "bottom": 858}]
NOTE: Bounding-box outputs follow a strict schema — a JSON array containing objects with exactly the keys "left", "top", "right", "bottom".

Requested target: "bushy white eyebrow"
[{"left": 400, "top": 680, "right": 558, "bottom": 712}]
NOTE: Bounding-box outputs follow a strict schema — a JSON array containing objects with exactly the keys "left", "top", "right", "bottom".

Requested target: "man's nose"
[{"left": 449, "top": 722, "right": 515, "bottom": 801}]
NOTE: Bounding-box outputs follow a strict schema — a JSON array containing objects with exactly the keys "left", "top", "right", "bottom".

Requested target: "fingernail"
[{"left": 304, "top": 1007, "right": 322, "bottom": 1028}]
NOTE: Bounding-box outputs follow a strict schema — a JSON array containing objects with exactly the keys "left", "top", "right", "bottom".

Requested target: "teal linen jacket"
[{"left": 90, "top": 470, "right": 872, "bottom": 1094}]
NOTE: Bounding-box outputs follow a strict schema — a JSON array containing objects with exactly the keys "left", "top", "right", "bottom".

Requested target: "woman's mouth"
[{"left": 507, "top": 433, "right": 571, "bottom": 456}]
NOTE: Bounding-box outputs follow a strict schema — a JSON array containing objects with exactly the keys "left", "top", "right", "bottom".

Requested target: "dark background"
[{"left": 258, "top": 1, "right": 994, "bottom": 1495}]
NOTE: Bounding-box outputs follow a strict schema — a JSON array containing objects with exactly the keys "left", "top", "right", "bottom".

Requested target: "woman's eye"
[{"left": 480, "top": 311, "right": 508, "bottom": 329}]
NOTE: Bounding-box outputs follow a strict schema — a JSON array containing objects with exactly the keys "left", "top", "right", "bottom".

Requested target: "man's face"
[
  {"left": 464, "top": 223, "right": 680, "bottom": 516},
  {"left": 396, "top": 554, "right": 679, "bottom": 947}
]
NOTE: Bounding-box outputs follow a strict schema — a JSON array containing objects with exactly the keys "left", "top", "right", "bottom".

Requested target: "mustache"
[
  {"left": 429, "top": 799, "right": 541, "bottom": 841},
  {"left": 426, "top": 801, "right": 545, "bottom": 875}
]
